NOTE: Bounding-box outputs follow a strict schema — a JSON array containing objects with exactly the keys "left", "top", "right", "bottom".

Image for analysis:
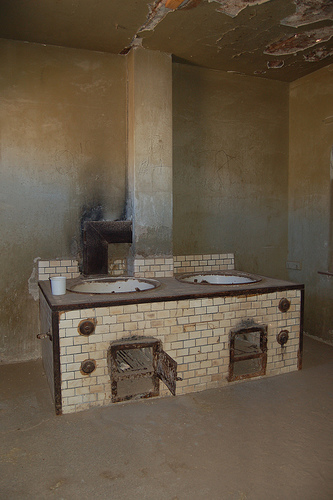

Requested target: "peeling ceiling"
[{"left": 0, "top": 0, "right": 332, "bottom": 81}]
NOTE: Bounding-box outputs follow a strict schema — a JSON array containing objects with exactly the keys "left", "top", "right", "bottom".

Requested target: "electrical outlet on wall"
[{"left": 286, "top": 261, "right": 302, "bottom": 270}]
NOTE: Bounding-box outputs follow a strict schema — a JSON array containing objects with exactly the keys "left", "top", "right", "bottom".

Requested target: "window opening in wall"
[{"left": 228, "top": 326, "right": 267, "bottom": 382}]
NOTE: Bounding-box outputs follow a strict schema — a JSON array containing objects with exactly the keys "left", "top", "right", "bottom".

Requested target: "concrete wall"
[
  {"left": 0, "top": 39, "right": 127, "bottom": 362},
  {"left": 288, "top": 65, "right": 333, "bottom": 343},
  {"left": 1, "top": 36, "right": 331, "bottom": 362},
  {"left": 127, "top": 48, "right": 173, "bottom": 261},
  {"left": 172, "top": 63, "right": 289, "bottom": 278}
]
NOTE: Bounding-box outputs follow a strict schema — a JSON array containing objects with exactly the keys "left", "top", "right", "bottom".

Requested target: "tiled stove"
[{"left": 38, "top": 254, "right": 303, "bottom": 415}]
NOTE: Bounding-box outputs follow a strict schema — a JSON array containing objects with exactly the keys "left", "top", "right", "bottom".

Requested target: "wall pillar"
[{"left": 126, "top": 47, "right": 173, "bottom": 273}]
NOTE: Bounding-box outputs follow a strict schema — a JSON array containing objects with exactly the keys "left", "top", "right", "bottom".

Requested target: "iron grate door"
[
  {"left": 228, "top": 325, "right": 267, "bottom": 382},
  {"left": 108, "top": 336, "right": 178, "bottom": 403}
]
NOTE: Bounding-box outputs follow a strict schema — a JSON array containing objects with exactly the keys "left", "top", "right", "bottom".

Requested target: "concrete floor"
[{"left": 1, "top": 335, "right": 333, "bottom": 500}]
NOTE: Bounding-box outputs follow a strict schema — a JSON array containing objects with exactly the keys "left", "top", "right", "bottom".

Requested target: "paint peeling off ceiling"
[
  {"left": 0, "top": 0, "right": 332, "bottom": 82},
  {"left": 138, "top": 2, "right": 171, "bottom": 32},
  {"left": 264, "top": 26, "right": 333, "bottom": 55},
  {"left": 209, "top": 0, "right": 272, "bottom": 18},
  {"left": 138, "top": 0, "right": 199, "bottom": 32},
  {"left": 281, "top": 0, "right": 333, "bottom": 28},
  {"left": 303, "top": 46, "right": 333, "bottom": 61},
  {"left": 267, "top": 59, "right": 285, "bottom": 68}
]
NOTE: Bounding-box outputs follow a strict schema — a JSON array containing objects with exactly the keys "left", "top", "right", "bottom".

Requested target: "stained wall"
[
  {"left": 0, "top": 39, "right": 127, "bottom": 362},
  {"left": 127, "top": 47, "right": 173, "bottom": 261},
  {"left": 172, "top": 63, "right": 289, "bottom": 279},
  {"left": 288, "top": 65, "right": 333, "bottom": 343},
  {"left": 1, "top": 37, "right": 331, "bottom": 363}
]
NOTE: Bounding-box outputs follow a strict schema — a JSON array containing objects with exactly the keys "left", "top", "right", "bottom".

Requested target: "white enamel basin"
[
  {"left": 67, "top": 277, "right": 160, "bottom": 294},
  {"left": 178, "top": 272, "right": 261, "bottom": 285}
]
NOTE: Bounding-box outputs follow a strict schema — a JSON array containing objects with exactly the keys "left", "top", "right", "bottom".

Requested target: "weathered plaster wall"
[
  {"left": 172, "top": 63, "right": 289, "bottom": 278},
  {"left": 288, "top": 65, "right": 333, "bottom": 343},
  {"left": 127, "top": 47, "right": 173, "bottom": 261},
  {"left": 0, "top": 39, "right": 127, "bottom": 362},
  {"left": 2, "top": 35, "right": 330, "bottom": 363}
]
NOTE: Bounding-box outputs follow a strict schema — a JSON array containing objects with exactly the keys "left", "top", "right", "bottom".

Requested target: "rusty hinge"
[{"left": 37, "top": 330, "right": 52, "bottom": 341}]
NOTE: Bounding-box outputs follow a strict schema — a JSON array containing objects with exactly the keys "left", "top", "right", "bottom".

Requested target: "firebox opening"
[
  {"left": 114, "top": 346, "right": 157, "bottom": 401},
  {"left": 228, "top": 325, "right": 267, "bottom": 382},
  {"left": 108, "top": 336, "right": 178, "bottom": 403}
]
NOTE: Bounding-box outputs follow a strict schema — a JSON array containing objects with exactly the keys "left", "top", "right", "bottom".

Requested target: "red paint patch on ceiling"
[
  {"left": 264, "top": 26, "right": 333, "bottom": 55},
  {"left": 303, "top": 46, "right": 333, "bottom": 61},
  {"left": 281, "top": 0, "right": 333, "bottom": 28},
  {"left": 267, "top": 60, "right": 285, "bottom": 69}
]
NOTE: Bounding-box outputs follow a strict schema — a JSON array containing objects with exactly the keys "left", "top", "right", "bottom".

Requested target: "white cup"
[{"left": 50, "top": 276, "right": 67, "bottom": 295}]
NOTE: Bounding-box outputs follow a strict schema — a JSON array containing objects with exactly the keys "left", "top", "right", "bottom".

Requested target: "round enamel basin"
[
  {"left": 177, "top": 271, "right": 261, "bottom": 285},
  {"left": 67, "top": 277, "right": 160, "bottom": 294}
]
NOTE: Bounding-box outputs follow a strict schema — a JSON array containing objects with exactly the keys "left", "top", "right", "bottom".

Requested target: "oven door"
[{"left": 156, "top": 349, "right": 178, "bottom": 396}]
